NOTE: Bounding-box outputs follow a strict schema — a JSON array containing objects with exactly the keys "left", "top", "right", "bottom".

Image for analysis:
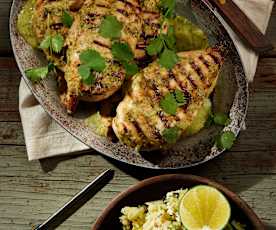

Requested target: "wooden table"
[{"left": 0, "top": 1, "right": 276, "bottom": 229}]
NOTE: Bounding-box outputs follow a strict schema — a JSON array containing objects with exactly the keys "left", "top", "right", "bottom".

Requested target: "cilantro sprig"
[
  {"left": 112, "top": 42, "right": 138, "bottom": 77},
  {"left": 62, "top": 10, "right": 74, "bottom": 28},
  {"left": 160, "top": 89, "right": 187, "bottom": 115},
  {"left": 216, "top": 131, "right": 236, "bottom": 150},
  {"left": 204, "top": 112, "right": 235, "bottom": 150},
  {"left": 159, "top": 0, "right": 176, "bottom": 18},
  {"left": 162, "top": 126, "right": 181, "bottom": 144},
  {"left": 99, "top": 15, "right": 123, "bottom": 39},
  {"left": 25, "top": 63, "right": 55, "bottom": 82},
  {"left": 78, "top": 49, "right": 106, "bottom": 85},
  {"left": 39, "top": 34, "right": 64, "bottom": 53},
  {"left": 206, "top": 112, "right": 231, "bottom": 127},
  {"left": 146, "top": 25, "right": 178, "bottom": 69}
]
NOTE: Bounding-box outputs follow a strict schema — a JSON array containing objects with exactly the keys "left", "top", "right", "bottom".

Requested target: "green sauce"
[
  {"left": 85, "top": 112, "right": 112, "bottom": 137},
  {"left": 186, "top": 98, "right": 212, "bottom": 136},
  {"left": 172, "top": 16, "right": 209, "bottom": 52},
  {"left": 17, "top": 0, "right": 38, "bottom": 48}
]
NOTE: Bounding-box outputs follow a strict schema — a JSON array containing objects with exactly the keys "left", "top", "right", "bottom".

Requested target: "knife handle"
[{"left": 208, "top": 0, "right": 274, "bottom": 54}]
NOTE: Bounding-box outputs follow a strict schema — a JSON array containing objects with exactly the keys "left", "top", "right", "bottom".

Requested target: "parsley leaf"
[
  {"left": 159, "top": 48, "right": 178, "bottom": 69},
  {"left": 160, "top": 92, "right": 178, "bottom": 115},
  {"left": 160, "top": 0, "right": 176, "bottom": 18},
  {"left": 62, "top": 10, "right": 74, "bottom": 28},
  {"left": 99, "top": 15, "right": 123, "bottom": 39},
  {"left": 174, "top": 89, "right": 186, "bottom": 105},
  {"left": 162, "top": 126, "right": 181, "bottom": 144},
  {"left": 213, "top": 113, "right": 231, "bottom": 126},
  {"left": 39, "top": 35, "right": 51, "bottom": 50},
  {"left": 216, "top": 131, "right": 236, "bottom": 150},
  {"left": 146, "top": 37, "right": 163, "bottom": 56},
  {"left": 79, "top": 49, "right": 106, "bottom": 72},
  {"left": 78, "top": 64, "right": 95, "bottom": 85},
  {"left": 51, "top": 34, "right": 64, "bottom": 53},
  {"left": 112, "top": 42, "right": 134, "bottom": 62},
  {"left": 25, "top": 66, "right": 49, "bottom": 82},
  {"left": 123, "top": 62, "right": 139, "bottom": 76}
]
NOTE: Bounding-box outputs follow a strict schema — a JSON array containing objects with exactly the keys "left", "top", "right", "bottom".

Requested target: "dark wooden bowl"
[{"left": 93, "top": 174, "right": 264, "bottom": 230}]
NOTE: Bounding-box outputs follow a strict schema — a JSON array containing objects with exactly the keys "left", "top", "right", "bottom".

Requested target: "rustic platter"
[{"left": 10, "top": 0, "right": 248, "bottom": 169}]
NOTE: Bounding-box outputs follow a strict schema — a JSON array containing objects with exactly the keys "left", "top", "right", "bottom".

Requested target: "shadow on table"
[
  {"left": 101, "top": 146, "right": 276, "bottom": 195},
  {"left": 39, "top": 150, "right": 97, "bottom": 172}
]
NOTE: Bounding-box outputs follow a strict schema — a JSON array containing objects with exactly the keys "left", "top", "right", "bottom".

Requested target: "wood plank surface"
[{"left": 0, "top": 1, "right": 276, "bottom": 230}]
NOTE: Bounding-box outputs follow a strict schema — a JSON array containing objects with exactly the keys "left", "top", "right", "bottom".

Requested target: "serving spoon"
[{"left": 183, "top": 0, "right": 273, "bottom": 54}]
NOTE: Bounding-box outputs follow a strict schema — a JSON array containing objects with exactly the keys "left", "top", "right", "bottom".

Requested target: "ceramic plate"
[{"left": 10, "top": 0, "right": 248, "bottom": 169}]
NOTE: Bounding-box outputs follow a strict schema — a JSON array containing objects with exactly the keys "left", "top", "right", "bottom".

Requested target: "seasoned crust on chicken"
[
  {"left": 112, "top": 47, "right": 224, "bottom": 149},
  {"left": 32, "top": 0, "right": 85, "bottom": 69},
  {"left": 60, "top": 0, "right": 146, "bottom": 113}
]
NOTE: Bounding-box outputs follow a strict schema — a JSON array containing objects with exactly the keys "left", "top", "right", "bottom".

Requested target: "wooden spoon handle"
[{"left": 207, "top": 0, "right": 274, "bottom": 54}]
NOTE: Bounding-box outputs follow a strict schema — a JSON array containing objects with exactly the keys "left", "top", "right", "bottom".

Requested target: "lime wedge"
[{"left": 179, "top": 185, "right": 231, "bottom": 230}]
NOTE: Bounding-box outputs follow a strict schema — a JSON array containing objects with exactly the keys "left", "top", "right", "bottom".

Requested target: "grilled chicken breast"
[
  {"left": 32, "top": 0, "right": 84, "bottom": 69},
  {"left": 112, "top": 47, "right": 224, "bottom": 149},
  {"left": 61, "top": 0, "right": 147, "bottom": 113}
]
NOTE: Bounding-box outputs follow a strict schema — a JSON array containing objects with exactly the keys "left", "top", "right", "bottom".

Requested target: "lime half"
[{"left": 179, "top": 185, "right": 231, "bottom": 230}]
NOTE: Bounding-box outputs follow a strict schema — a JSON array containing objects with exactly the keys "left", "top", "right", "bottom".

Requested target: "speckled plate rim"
[
  {"left": 9, "top": 0, "right": 249, "bottom": 170},
  {"left": 93, "top": 174, "right": 264, "bottom": 230}
]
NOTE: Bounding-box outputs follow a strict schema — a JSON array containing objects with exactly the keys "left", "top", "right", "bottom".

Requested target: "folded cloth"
[{"left": 19, "top": 0, "right": 274, "bottom": 160}]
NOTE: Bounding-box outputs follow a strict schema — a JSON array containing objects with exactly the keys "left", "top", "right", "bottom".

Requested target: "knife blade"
[{"left": 34, "top": 169, "right": 114, "bottom": 230}]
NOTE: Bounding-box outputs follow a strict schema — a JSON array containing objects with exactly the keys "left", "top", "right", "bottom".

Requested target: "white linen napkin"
[{"left": 19, "top": 0, "right": 274, "bottom": 160}]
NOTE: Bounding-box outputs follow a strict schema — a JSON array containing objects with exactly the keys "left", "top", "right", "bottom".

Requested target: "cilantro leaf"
[
  {"left": 162, "top": 126, "right": 181, "bottom": 144},
  {"left": 213, "top": 113, "right": 231, "bottom": 126},
  {"left": 123, "top": 62, "right": 138, "bottom": 76},
  {"left": 25, "top": 66, "right": 49, "bottom": 82},
  {"left": 112, "top": 42, "right": 134, "bottom": 62},
  {"left": 39, "top": 35, "right": 51, "bottom": 49},
  {"left": 51, "top": 34, "right": 64, "bottom": 53},
  {"left": 160, "top": 0, "right": 176, "bottom": 18},
  {"left": 160, "top": 92, "right": 178, "bottom": 115},
  {"left": 79, "top": 49, "right": 106, "bottom": 72},
  {"left": 99, "top": 15, "right": 123, "bottom": 39},
  {"left": 62, "top": 10, "right": 74, "bottom": 28},
  {"left": 163, "top": 25, "right": 176, "bottom": 50},
  {"left": 216, "top": 131, "right": 236, "bottom": 150},
  {"left": 78, "top": 64, "right": 90, "bottom": 79},
  {"left": 78, "top": 65, "right": 96, "bottom": 86},
  {"left": 83, "top": 73, "right": 95, "bottom": 85},
  {"left": 159, "top": 48, "right": 178, "bottom": 69},
  {"left": 174, "top": 89, "right": 186, "bottom": 105},
  {"left": 146, "top": 37, "right": 163, "bottom": 56},
  {"left": 47, "top": 62, "right": 55, "bottom": 72}
]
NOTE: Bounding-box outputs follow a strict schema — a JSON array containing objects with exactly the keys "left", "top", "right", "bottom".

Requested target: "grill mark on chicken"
[
  {"left": 118, "top": 0, "right": 140, "bottom": 9},
  {"left": 157, "top": 111, "right": 170, "bottom": 128},
  {"left": 95, "top": 3, "right": 110, "bottom": 8},
  {"left": 190, "top": 61, "right": 204, "bottom": 80},
  {"left": 143, "top": 11, "right": 160, "bottom": 18},
  {"left": 199, "top": 55, "right": 210, "bottom": 68},
  {"left": 208, "top": 53, "right": 221, "bottom": 67},
  {"left": 187, "top": 75, "right": 198, "bottom": 89},
  {"left": 168, "top": 70, "right": 189, "bottom": 92},
  {"left": 132, "top": 120, "right": 147, "bottom": 139},
  {"left": 93, "top": 40, "right": 111, "bottom": 49},
  {"left": 116, "top": 8, "right": 129, "bottom": 16}
]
